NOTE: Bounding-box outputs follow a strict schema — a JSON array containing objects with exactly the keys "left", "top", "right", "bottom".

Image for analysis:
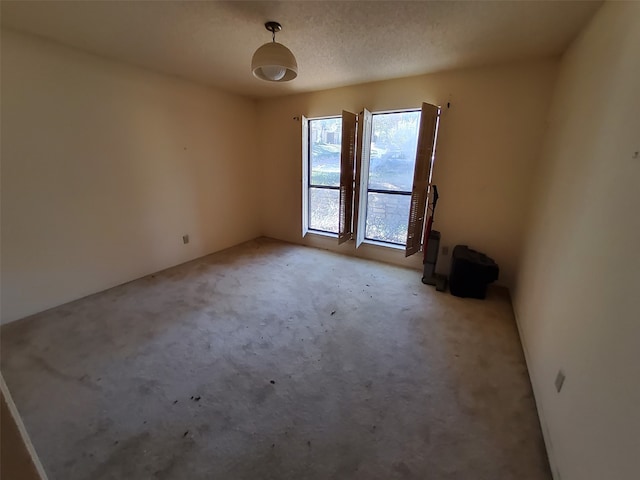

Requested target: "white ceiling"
[{"left": 1, "top": 0, "right": 602, "bottom": 98}]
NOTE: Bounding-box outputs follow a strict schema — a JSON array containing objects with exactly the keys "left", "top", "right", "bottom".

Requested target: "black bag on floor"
[{"left": 449, "top": 245, "right": 499, "bottom": 299}]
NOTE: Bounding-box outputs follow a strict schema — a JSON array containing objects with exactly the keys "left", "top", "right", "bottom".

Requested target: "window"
[
  {"left": 364, "top": 110, "right": 421, "bottom": 245},
  {"left": 302, "top": 103, "right": 440, "bottom": 257},
  {"left": 305, "top": 117, "right": 341, "bottom": 234}
]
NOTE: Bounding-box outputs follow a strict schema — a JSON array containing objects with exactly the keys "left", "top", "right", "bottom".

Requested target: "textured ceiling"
[{"left": 1, "top": 0, "right": 602, "bottom": 98}]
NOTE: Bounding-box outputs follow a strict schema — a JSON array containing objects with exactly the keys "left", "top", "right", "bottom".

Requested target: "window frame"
[
  {"left": 360, "top": 108, "right": 422, "bottom": 247},
  {"left": 303, "top": 115, "right": 342, "bottom": 237}
]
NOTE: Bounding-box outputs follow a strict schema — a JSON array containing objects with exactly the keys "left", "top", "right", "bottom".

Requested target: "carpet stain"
[
  {"left": 393, "top": 461, "right": 413, "bottom": 478},
  {"left": 87, "top": 431, "right": 151, "bottom": 480},
  {"left": 29, "top": 355, "right": 101, "bottom": 391}
]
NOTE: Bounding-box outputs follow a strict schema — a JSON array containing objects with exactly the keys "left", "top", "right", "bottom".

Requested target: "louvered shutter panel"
[
  {"left": 355, "top": 109, "right": 372, "bottom": 248},
  {"left": 338, "top": 110, "right": 357, "bottom": 244},
  {"left": 405, "top": 103, "right": 440, "bottom": 257}
]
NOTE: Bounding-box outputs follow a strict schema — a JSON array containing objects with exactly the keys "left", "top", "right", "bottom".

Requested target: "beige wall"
[
  {"left": 513, "top": 2, "right": 639, "bottom": 480},
  {"left": 256, "top": 59, "right": 558, "bottom": 286},
  {"left": 0, "top": 32, "right": 557, "bottom": 322},
  {"left": 1, "top": 30, "right": 260, "bottom": 324}
]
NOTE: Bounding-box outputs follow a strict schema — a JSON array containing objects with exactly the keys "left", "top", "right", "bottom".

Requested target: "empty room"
[{"left": 1, "top": 1, "right": 638, "bottom": 479}]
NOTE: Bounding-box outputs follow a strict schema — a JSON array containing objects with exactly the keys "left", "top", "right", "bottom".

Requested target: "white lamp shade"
[{"left": 251, "top": 42, "right": 298, "bottom": 82}]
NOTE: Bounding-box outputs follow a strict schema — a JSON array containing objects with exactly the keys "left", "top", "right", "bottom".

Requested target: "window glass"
[
  {"left": 309, "top": 187, "right": 339, "bottom": 233},
  {"left": 365, "top": 192, "right": 411, "bottom": 244},
  {"left": 310, "top": 118, "right": 341, "bottom": 187},
  {"left": 368, "top": 111, "right": 420, "bottom": 192},
  {"left": 306, "top": 117, "right": 342, "bottom": 235}
]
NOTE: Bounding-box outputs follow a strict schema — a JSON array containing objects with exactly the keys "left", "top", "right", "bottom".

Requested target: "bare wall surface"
[
  {"left": 256, "top": 59, "right": 558, "bottom": 286},
  {"left": 1, "top": 30, "right": 260, "bottom": 324},
  {"left": 514, "top": 2, "right": 640, "bottom": 480}
]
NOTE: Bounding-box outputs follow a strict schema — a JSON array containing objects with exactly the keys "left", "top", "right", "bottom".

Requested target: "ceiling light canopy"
[{"left": 251, "top": 21, "right": 298, "bottom": 82}]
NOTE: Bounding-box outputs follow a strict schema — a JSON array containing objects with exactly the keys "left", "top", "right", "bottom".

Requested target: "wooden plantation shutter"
[
  {"left": 405, "top": 102, "right": 440, "bottom": 257},
  {"left": 355, "top": 109, "right": 372, "bottom": 248},
  {"left": 338, "top": 110, "right": 357, "bottom": 244}
]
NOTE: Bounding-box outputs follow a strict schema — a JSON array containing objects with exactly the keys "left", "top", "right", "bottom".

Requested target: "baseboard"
[{"left": 511, "top": 301, "right": 562, "bottom": 480}]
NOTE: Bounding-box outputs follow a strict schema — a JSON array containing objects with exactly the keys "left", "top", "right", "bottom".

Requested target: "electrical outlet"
[
  {"left": 555, "top": 370, "right": 565, "bottom": 393},
  {"left": 182, "top": 234, "right": 189, "bottom": 244},
  {"left": 442, "top": 246, "right": 449, "bottom": 256}
]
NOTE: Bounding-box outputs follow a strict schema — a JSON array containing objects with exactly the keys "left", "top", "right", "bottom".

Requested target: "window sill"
[
  {"left": 305, "top": 230, "right": 405, "bottom": 252},
  {"left": 305, "top": 229, "right": 338, "bottom": 239},
  {"left": 362, "top": 239, "right": 405, "bottom": 251}
]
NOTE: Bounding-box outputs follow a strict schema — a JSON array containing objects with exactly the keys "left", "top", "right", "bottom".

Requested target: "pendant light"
[{"left": 251, "top": 21, "right": 298, "bottom": 82}]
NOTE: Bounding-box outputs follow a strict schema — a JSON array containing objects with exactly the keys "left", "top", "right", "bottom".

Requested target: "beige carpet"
[{"left": 1, "top": 238, "right": 550, "bottom": 480}]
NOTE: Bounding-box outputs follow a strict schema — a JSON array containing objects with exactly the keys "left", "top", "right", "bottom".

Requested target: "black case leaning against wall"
[{"left": 449, "top": 245, "right": 499, "bottom": 299}]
